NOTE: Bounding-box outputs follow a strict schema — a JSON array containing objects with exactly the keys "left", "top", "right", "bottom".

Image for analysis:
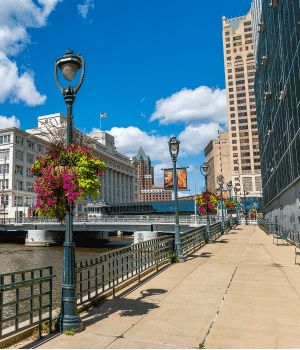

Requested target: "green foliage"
[
  {"left": 169, "top": 251, "right": 179, "bottom": 263},
  {"left": 199, "top": 343, "right": 205, "bottom": 349},
  {"left": 64, "top": 328, "right": 75, "bottom": 336},
  {"left": 196, "top": 192, "right": 218, "bottom": 215}
]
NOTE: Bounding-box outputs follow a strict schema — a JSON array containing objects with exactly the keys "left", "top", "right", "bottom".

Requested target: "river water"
[{"left": 0, "top": 236, "right": 133, "bottom": 309}]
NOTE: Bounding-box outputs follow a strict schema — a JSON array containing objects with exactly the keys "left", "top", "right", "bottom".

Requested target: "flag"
[{"left": 100, "top": 113, "right": 107, "bottom": 118}]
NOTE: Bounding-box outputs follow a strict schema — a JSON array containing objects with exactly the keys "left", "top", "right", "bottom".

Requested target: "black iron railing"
[
  {"left": 75, "top": 236, "right": 174, "bottom": 306},
  {"left": 0, "top": 266, "right": 55, "bottom": 340},
  {"left": 181, "top": 226, "right": 206, "bottom": 255}
]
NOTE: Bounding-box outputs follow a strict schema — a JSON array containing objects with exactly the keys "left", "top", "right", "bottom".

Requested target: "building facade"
[
  {"left": 0, "top": 113, "right": 139, "bottom": 219},
  {"left": 134, "top": 147, "right": 172, "bottom": 202},
  {"left": 222, "top": 10, "right": 262, "bottom": 198},
  {"left": 204, "top": 131, "right": 232, "bottom": 193},
  {"left": 252, "top": 0, "right": 300, "bottom": 230}
]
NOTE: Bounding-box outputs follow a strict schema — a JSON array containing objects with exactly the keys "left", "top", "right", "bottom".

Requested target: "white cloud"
[
  {"left": 78, "top": 0, "right": 94, "bottom": 19},
  {"left": 0, "top": 0, "right": 61, "bottom": 106},
  {"left": 0, "top": 115, "right": 20, "bottom": 129},
  {"left": 0, "top": 52, "right": 46, "bottom": 106},
  {"left": 178, "top": 122, "right": 224, "bottom": 156},
  {"left": 149, "top": 86, "right": 227, "bottom": 125},
  {"left": 91, "top": 126, "right": 172, "bottom": 163}
]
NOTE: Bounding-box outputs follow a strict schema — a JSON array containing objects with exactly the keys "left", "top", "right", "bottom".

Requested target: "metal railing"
[
  {"left": 0, "top": 266, "right": 55, "bottom": 340},
  {"left": 181, "top": 226, "right": 206, "bottom": 255},
  {"left": 258, "top": 218, "right": 268, "bottom": 233},
  {"left": 75, "top": 236, "right": 174, "bottom": 306}
]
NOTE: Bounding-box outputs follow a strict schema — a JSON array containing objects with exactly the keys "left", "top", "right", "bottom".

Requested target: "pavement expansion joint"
[{"left": 201, "top": 226, "right": 256, "bottom": 347}]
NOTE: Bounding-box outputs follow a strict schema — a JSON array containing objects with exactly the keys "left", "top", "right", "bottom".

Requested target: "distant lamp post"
[
  {"left": 168, "top": 136, "right": 184, "bottom": 263},
  {"left": 54, "top": 49, "right": 85, "bottom": 333},
  {"left": 217, "top": 175, "right": 225, "bottom": 234},
  {"left": 234, "top": 186, "right": 239, "bottom": 225},
  {"left": 227, "top": 181, "right": 233, "bottom": 229},
  {"left": 244, "top": 190, "right": 249, "bottom": 225},
  {"left": 200, "top": 163, "right": 212, "bottom": 243}
]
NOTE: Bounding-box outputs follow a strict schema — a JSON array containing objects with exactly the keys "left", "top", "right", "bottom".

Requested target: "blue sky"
[{"left": 0, "top": 0, "right": 253, "bottom": 198}]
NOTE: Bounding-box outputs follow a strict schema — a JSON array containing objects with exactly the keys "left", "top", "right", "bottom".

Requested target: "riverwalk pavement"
[{"left": 11, "top": 225, "right": 300, "bottom": 349}]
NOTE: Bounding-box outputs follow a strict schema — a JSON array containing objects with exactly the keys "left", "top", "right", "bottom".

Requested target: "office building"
[
  {"left": 222, "top": 10, "right": 262, "bottom": 197},
  {"left": 204, "top": 131, "right": 232, "bottom": 192},
  {"left": 252, "top": 0, "right": 300, "bottom": 230},
  {"left": 133, "top": 147, "right": 172, "bottom": 202}
]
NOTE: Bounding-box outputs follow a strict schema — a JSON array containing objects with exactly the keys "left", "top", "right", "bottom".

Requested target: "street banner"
[
  {"left": 164, "top": 168, "right": 187, "bottom": 190},
  {"left": 216, "top": 191, "right": 228, "bottom": 200}
]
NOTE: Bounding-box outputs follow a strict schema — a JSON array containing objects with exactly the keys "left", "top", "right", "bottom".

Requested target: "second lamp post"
[
  {"left": 200, "top": 163, "right": 212, "bottom": 243},
  {"left": 168, "top": 136, "right": 184, "bottom": 263}
]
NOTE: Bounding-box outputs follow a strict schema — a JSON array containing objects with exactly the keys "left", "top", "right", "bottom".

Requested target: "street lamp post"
[
  {"left": 168, "top": 136, "right": 184, "bottom": 263},
  {"left": 54, "top": 49, "right": 85, "bottom": 333},
  {"left": 217, "top": 175, "right": 225, "bottom": 234},
  {"left": 227, "top": 181, "right": 232, "bottom": 229},
  {"left": 243, "top": 190, "right": 249, "bottom": 225},
  {"left": 193, "top": 167, "right": 199, "bottom": 225},
  {"left": 234, "top": 186, "right": 239, "bottom": 225},
  {"left": 200, "top": 163, "right": 212, "bottom": 243}
]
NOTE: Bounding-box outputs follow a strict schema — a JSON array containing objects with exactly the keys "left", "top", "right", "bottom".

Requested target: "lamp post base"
[{"left": 55, "top": 313, "right": 83, "bottom": 333}]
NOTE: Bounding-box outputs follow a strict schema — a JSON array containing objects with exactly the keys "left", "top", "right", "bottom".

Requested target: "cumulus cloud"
[
  {"left": 178, "top": 122, "right": 223, "bottom": 156},
  {"left": 0, "top": 52, "right": 46, "bottom": 105},
  {"left": 78, "top": 0, "right": 94, "bottom": 19},
  {"left": 91, "top": 126, "right": 172, "bottom": 163},
  {"left": 149, "top": 86, "right": 227, "bottom": 125},
  {"left": 0, "top": 115, "right": 21, "bottom": 129},
  {"left": 0, "top": 0, "right": 61, "bottom": 106}
]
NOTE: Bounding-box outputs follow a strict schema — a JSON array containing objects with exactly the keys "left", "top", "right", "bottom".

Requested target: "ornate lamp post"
[
  {"left": 217, "top": 175, "right": 225, "bottom": 234},
  {"left": 227, "top": 181, "right": 233, "bottom": 229},
  {"left": 54, "top": 49, "right": 85, "bottom": 333},
  {"left": 168, "top": 136, "right": 184, "bottom": 263},
  {"left": 243, "top": 190, "right": 249, "bottom": 225},
  {"left": 234, "top": 186, "right": 239, "bottom": 225},
  {"left": 200, "top": 163, "right": 212, "bottom": 243}
]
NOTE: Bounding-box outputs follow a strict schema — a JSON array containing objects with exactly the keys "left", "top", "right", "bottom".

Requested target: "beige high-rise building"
[
  {"left": 204, "top": 131, "right": 231, "bottom": 193},
  {"left": 222, "top": 10, "right": 262, "bottom": 197}
]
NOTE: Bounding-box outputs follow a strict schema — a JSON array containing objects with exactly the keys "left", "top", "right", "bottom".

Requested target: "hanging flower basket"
[
  {"left": 31, "top": 143, "right": 107, "bottom": 223},
  {"left": 196, "top": 192, "right": 218, "bottom": 216},
  {"left": 224, "top": 200, "right": 238, "bottom": 210}
]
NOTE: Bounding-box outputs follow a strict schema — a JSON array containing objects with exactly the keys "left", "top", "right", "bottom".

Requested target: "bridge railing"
[
  {"left": 75, "top": 236, "right": 174, "bottom": 306},
  {"left": 0, "top": 266, "right": 55, "bottom": 341},
  {"left": 181, "top": 226, "right": 206, "bottom": 255}
]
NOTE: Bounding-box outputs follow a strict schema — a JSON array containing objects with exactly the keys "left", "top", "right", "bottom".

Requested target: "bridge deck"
[{"left": 11, "top": 225, "right": 300, "bottom": 349}]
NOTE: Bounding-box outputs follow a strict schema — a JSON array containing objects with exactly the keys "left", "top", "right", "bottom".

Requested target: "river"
[{"left": 0, "top": 236, "right": 133, "bottom": 309}]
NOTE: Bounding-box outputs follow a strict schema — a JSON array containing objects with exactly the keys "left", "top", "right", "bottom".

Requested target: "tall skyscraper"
[
  {"left": 134, "top": 147, "right": 172, "bottom": 202},
  {"left": 222, "top": 10, "right": 262, "bottom": 198}
]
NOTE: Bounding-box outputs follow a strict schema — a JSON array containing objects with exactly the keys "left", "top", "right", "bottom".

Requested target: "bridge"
[{"left": 0, "top": 215, "right": 224, "bottom": 246}]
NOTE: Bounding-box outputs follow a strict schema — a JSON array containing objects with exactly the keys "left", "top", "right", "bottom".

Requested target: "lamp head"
[
  {"left": 56, "top": 49, "right": 82, "bottom": 81},
  {"left": 201, "top": 163, "right": 209, "bottom": 174},
  {"left": 227, "top": 181, "right": 232, "bottom": 190},
  {"left": 217, "top": 174, "right": 224, "bottom": 185},
  {"left": 234, "top": 186, "right": 238, "bottom": 193},
  {"left": 168, "top": 136, "right": 180, "bottom": 158}
]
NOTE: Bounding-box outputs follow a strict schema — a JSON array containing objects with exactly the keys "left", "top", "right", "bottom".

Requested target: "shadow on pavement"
[{"left": 217, "top": 239, "right": 229, "bottom": 244}]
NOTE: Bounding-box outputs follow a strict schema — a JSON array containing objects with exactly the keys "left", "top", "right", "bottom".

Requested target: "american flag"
[{"left": 100, "top": 113, "right": 107, "bottom": 117}]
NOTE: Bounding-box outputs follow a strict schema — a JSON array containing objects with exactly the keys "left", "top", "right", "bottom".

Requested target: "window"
[
  {"left": 232, "top": 133, "right": 237, "bottom": 137},
  {"left": 239, "top": 125, "right": 248, "bottom": 130},
  {"left": 1, "top": 194, "right": 9, "bottom": 206},
  {"left": 27, "top": 140, "right": 34, "bottom": 150},
  {"left": 0, "top": 135, "right": 11, "bottom": 144},
  {"left": 234, "top": 167, "right": 239, "bottom": 171},
  {"left": 226, "top": 44, "right": 230, "bottom": 48},
  {"left": 237, "top": 86, "right": 245, "bottom": 91},
  {"left": 242, "top": 152, "right": 250, "bottom": 157},
  {"left": 24, "top": 197, "right": 34, "bottom": 207},
  {"left": 228, "top": 75, "right": 233, "bottom": 79},
  {"left": 230, "top": 113, "right": 235, "bottom": 117},
  {"left": 233, "top": 146, "right": 238, "bottom": 151},
  {"left": 227, "top": 56, "right": 231, "bottom": 61},
  {"left": 237, "top": 99, "right": 246, "bottom": 104},
  {"left": 245, "top": 40, "right": 252, "bottom": 44},
  {"left": 0, "top": 164, "right": 9, "bottom": 174},
  {"left": 231, "top": 127, "right": 236, "bottom": 131},
  {"left": 249, "top": 85, "right": 254, "bottom": 90},
  {"left": 226, "top": 38, "right": 230, "bottom": 42},
  {"left": 15, "top": 136, "right": 24, "bottom": 145},
  {"left": 0, "top": 149, "right": 9, "bottom": 160},
  {"left": 27, "top": 183, "right": 34, "bottom": 192},
  {"left": 16, "top": 180, "right": 24, "bottom": 191},
  {"left": 27, "top": 153, "right": 34, "bottom": 163},
  {"left": 234, "top": 49, "right": 237, "bottom": 53},
  {"left": 236, "top": 80, "right": 245, "bottom": 85},
  {"left": 235, "top": 55, "right": 242, "bottom": 60},
  {"left": 239, "top": 47, "right": 243, "bottom": 52},
  {"left": 235, "top": 67, "right": 244, "bottom": 72},
  {"left": 232, "top": 140, "right": 237, "bottom": 144},
  {"left": 245, "top": 33, "right": 252, "bottom": 38},
  {"left": 238, "top": 106, "right": 247, "bottom": 111},
  {"left": 15, "top": 165, "right": 23, "bottom": 175},
  {"left": 0, "top": 179, "right": 8, "bottom": 190},
  {"left": 244, "top": 27, "right": 252, "bottom": 32},
  {"left": 254, "top": 165, "right": 260, "bottom": 170},
  {"left": 245, "top": 46, "right": 249, "bottom": 50},
  {"left": 237, "top": 93, "right": 246, "bottom": 98},
  {"left": 225, "top": 31, "right": 230, "bottom": 35},
  {"left": 37, "top": 144, "right": 43, "bottom": 153},
  {"left": 228, "top": 69, "right": 232, "bottom": 73},
  {"left": 230, "top": 107, "right": 235, "bottom": 111},
  {"left": 233, "top": 35, "right": 242, "bottom": 41},
  {"left": 229, "top": 88, "right": 234, "bottom": 92},
  {"left": 253, "top": 145, "right": 259, "bottom": 149},
  {"left": 244, "top": 21, "right": 251, "bottom": 26},
  {"left": 240, "top": 132, "right": 249, "bottom": 137},
  {"left": 230, "top": 101, "right": 234, "bottom": 105},
  {"left": 226, "top": 50, "right": 231, "bottom": 54},
  {"left": 231, "top": 120, "right": 236, "bottom": 124},
  {"left": 229, "top": 82, "right": 233, "bottom": 86},
  {"left": 248, "top": 78, "right": 254, "bottom": 84},
  {"left": 247, "top": 53, "right": 254, "bottom": 58},
  {"left": 238, "top": 112, "right": 247, "bottom": 117},
  {"left": 229, "top": 94, "right": 234, "bottom": 99},
  {"left": 236, "top": 73, "right": 244, "bottom": 78},
  {"left": 26, "top": 167, "right": 33, "bottom": 178},
  {"left": 13, "top": 196, "right": 23, "bottom": 207},
  {"left": 241, "top": 145, "right": 250, "bottom": 150},
  {"left": 239, "top": 119, "right": 248, "bottom": 124},
  {"left": 15, "top": 150, "right": 23, "bottom": 161}
]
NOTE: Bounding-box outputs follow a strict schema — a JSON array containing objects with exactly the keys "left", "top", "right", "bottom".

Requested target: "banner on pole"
[
  {"left": 216, "top": 191, "right": 228, "bottom": 200},
  {"left": 164, "top": 168, "right": 187, "bottom": 190}
]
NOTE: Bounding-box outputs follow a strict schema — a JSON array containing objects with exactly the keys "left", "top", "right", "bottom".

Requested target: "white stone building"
[{"left": 0, "top": 113, "right": 138, "bottom": 219}]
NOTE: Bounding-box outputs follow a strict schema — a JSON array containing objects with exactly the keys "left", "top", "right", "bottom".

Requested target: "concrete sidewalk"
[{"left": 12, "top": 225, "right": 300, "bottom": 349}]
